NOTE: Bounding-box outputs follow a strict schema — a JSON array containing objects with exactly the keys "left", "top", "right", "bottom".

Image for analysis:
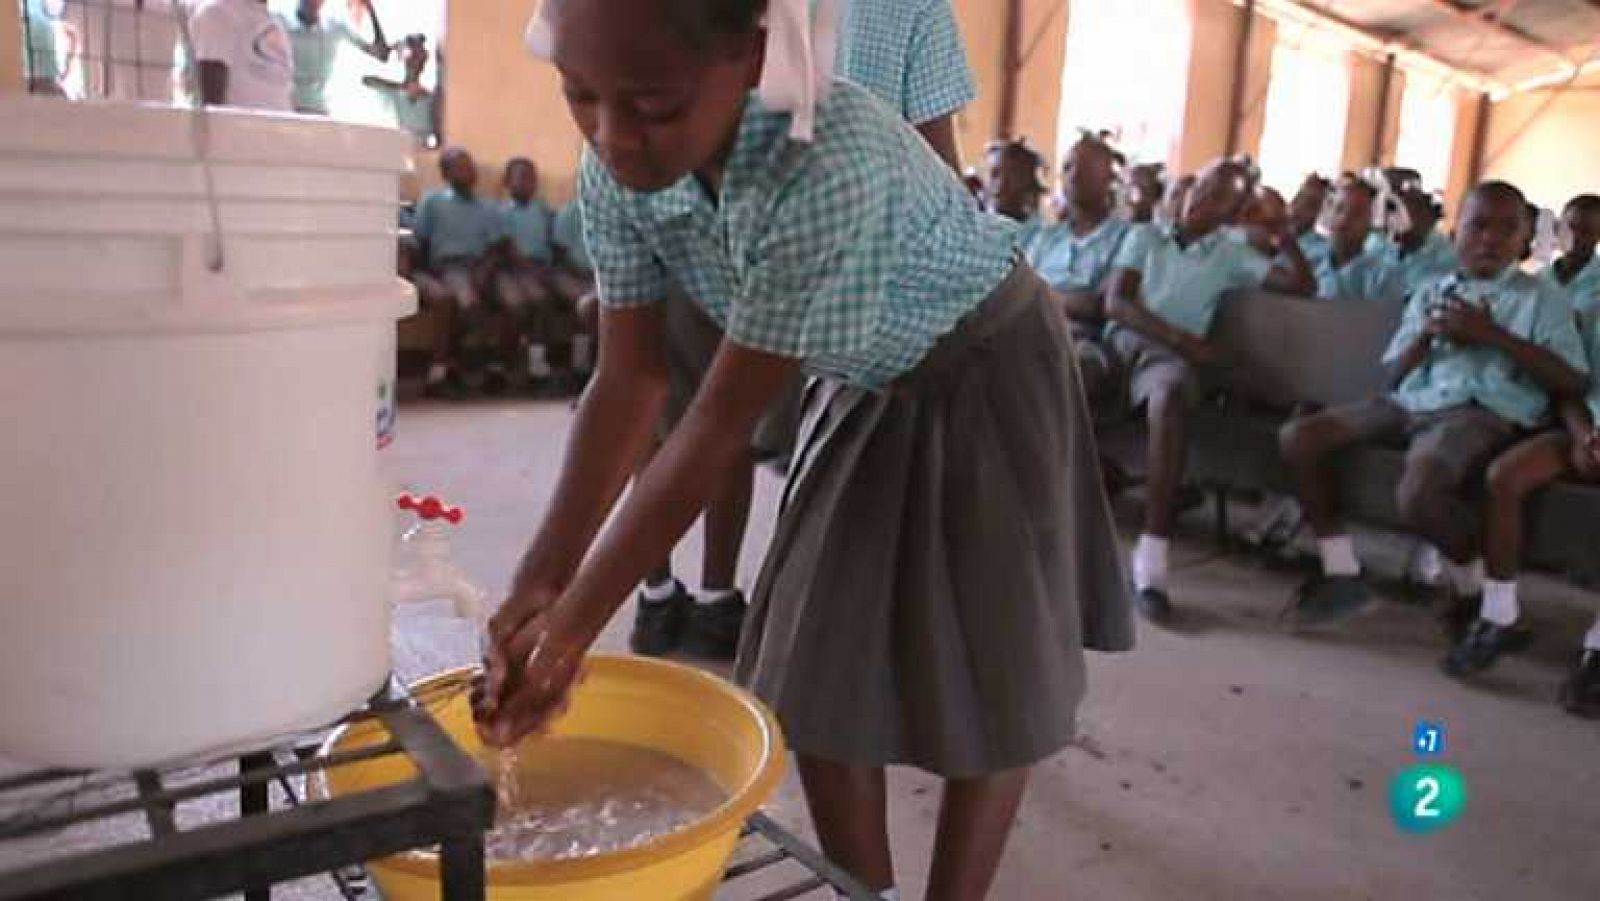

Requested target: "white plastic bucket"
[{"left": 0, "top": 97, "right": 416, "bottom": 768}]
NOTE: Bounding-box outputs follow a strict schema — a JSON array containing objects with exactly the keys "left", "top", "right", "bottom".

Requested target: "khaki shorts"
[
  {"left": 1108, "top": 328, "right": 1202, "bottom": 409},
  {"left": 1319, "top": 397, "right": 1518, "bottom": 489}
]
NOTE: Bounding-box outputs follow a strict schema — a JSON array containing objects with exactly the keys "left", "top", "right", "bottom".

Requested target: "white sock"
[
  {"left": 1318, "top": 535, "right": 1361, "bottom": 577},
  {"left": 1132, "top": 534, "right": 1169, "bottom": 592},
  {"left": 1449, "top": 558, "right": 1485, "bottom": 596},
  {"left": 527, "top": 344, "right": 552, "bottom": 378},
  {"left": 1480, "top": 579, "right": 1519, "bottom": 626},
  {"left": 641, "top": 577, "right": 681, "bottom": 603},
  {"left": 426, "top": 363, "right": 448, "bottom": 384},
  {"left": 1409, "top": 543, "right": 1444, "bottom": 586},
  {"left": 696, "top": 588, "right": 738, "bottom": 606},
  {"left": 1585, "top": 616, "right": 1600, "bottom": 651},
  {"left": 572, "top": 335, "right": 595, "bottom": 372}
]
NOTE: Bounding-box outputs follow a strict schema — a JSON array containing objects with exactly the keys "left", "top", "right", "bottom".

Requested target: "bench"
[{"left": 1098, "top": 290, "right": 1600, "bottom": 584}]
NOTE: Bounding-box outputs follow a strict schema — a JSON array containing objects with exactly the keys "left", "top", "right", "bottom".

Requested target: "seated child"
[
  {"left": 551, "top": 199, "right": 598, "bottom": 373},
  {"left": 1105, "top": 158, "right": 1316, "bottom": 621},
  {"left": 411, "top": 147, "right": 505, "bottom": 394},
  {"left": 983, "top": 139, "right": 1046, "bottom": 243},
  {"left": 1234, "top": 184, "right": 1289, "bottom": 258},
  {"left": 1442, "top": 193, "right": 1600, "bottom": 719},
  {"left": 1289, "top": 173, "right": 1332, "bottom": 260},
  {"left": 1025, "top": 134, "right": 1131, "bottom": 397},
  {"left": 1312, "top": 177, "right": 1405, "bottom": 303},
  {"left": 494, "top": 157, "right": 581, "bottom": 389},
  {"left": 1369, "top": 186, "right": 1457, "bottom": 297},
  {"left": 1124, "top": 163, "right": 1166, "bottom": 225},
  {"left": 1279, "top": 182, "right": 1589, "bottom": 625}
]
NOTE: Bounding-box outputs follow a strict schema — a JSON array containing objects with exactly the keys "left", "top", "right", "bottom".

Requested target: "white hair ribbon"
[{"left": 757, "top": 0, "right": 837, "bottom": 142}]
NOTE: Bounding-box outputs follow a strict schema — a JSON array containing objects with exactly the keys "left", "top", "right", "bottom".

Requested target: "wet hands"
[{"left": 473, "top": 582, "right": 588, "bottom": 748}]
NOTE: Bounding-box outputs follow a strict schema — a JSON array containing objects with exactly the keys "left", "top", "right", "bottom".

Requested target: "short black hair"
[
  {"left": 439, "top": 146, "right": 472, "bottom": 172},
  {"left": 987, "top": 138, "right": 1045, "bottom": 170},
  {"left": 1337, "top": 177, "right": 1377, "bottom": 203},
  {"left": 661, "top": 0, "right": 769, "bottom": 49},
  {"left": 1467, "top": 180, "right": 1527, "bottom": 211},
  {"left": 1566, "top": 194, "right": 1600, "bottom": 217},
  {"left": 505, "top": 157, "right": 536, "bottom": 176}
]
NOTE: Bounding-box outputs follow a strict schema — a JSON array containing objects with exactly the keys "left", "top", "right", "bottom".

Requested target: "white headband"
[{"left": 524, "top": 0, "right": 837, "bottom": 143}]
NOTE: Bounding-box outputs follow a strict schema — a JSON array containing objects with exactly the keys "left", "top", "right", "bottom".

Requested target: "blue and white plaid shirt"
[
  {"left": 835, "top": 0, "right": 976, "bottom": 125},
  {"left": 580, "top": 82, "right": 1017, "bottom": 389}
]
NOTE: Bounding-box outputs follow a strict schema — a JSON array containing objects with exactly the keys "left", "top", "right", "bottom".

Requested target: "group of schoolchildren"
[
  {"left": 403, "top": 148, "right": 598, "bottom": 398},
  {"left": 980, "top": 136, "right": 1600, "bottom": 720}
]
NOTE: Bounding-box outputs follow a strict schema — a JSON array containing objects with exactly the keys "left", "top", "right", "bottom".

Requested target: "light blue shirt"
[
  {"left": 554, "top": 202, "right": 592, "bottom": 271},
  {"left": 1026, "top": 216, "right": 1132, "bottom": 294},
  {"left": 580, "top": 82, "right": 1016, "bottom": 389},
  {"left": 1110, "top": 222, "right": 1273, "bottom": 338},
  {"left": 1542, "top": 254, "right": 1600, "bottom": 311},
  {"left": 835, "top": 0, "right": 976, "bottom": 125},
  {"left": 1577, "top": 295, "right": 1600, "bottom": 424},
  {"left": 23, "top": 0, "right": 60, "bottom": 83},
  {"left": 1311, "top": 244, "right": 1406, "bottom": 303},
  {"left": 285, "top": 16, "right": 358, "bottom": 114},
  {"left": 501, "top": 199, "right": 556, "bottom": 264},
  {"left": 1384, "top": 267, "right": 1588, "bottom": 427},
  {"left": 1297, "top": 230, "right": 1329, "bottom": 262},
  {"left": 1369, "top": 230, "right": 1458, "bottom": 298},
  {"left": 413, "top": 188, "right": 502, "bottom": 268}
]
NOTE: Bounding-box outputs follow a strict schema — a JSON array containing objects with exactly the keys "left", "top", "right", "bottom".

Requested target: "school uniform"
[
  {"left": 581, "top": 81, "right": 1132, "bottom": 776},
  {"left": 412, "top": 187, "right": 502, "bottom": 313},
  {"left": 372, "top": 84, "right": 436, "bottom": 143},
  {"left": 496, "top": 199, "right": 576, "bottom": 350},
  {"left": 1310, "top": 243, "right": 1407, "bottom": 304},
  {"left": 285, "top": 15, "right": 360, "bottom": 114},
  {"left": 188, "top": 0, "right": 292, "bottom": 112},
  {"left": 1107, "top": 222, "right": 1273, "bottom": 408},
  {"left": 553, "top": 202, "right": 593, "bottom": 273},
  {"left": 1026, "top": 216, "right": 1131, "bottom": 397},
  {"left": 1368, "top": 229, "right": 1459, "bottom": 298},
  {"left": 1314, "top": 268, "right": 1589, "bottom": 553},
  {"left": 834, "top": 0, "right": 975, "bottom": 125},
  {"left": 1297, "top": 229, "right": 1329, "bottom": 262},
  {"left": 1542, "top": 255, "right": 1600, "bottom": 312}
]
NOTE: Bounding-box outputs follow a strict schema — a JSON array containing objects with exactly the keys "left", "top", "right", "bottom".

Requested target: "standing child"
[
  {"left": 1279, "top": 182, "right": 1589, "bottom": 624},
  {"left": 411, "top": 147, "right": 505, "bottom": 395},
  {"left": 496, "top": 158, "right": 582, "bottom": 391},
  {"left": 478, "top": 1, "right": 1132, "bottom": 897},
  {"left": 1105, "top": 159, "right": 1315, "bottom": 621},
  {"left": 285, "top": 0, "right": 390, "bottom": 115}
]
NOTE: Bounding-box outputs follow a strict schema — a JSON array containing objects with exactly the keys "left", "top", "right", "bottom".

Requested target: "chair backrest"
[{"left": 1210, "top": 290, "right": 1404, "bottom": 408}]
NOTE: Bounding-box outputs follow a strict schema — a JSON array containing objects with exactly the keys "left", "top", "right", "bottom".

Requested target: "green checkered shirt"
[
  {"left": 835, "top": 0, "right": 976, "bottom": 124},
  {"left": 580, "top": 82, "right": 1017, "bottom": 389}
]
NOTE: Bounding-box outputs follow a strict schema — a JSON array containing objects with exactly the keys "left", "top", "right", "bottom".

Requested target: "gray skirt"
[{"left": 734, "top": 263, "right": 1134, "bottom": 778}]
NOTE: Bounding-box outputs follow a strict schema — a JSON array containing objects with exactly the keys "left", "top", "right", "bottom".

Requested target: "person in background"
[
  {"left": 23, "top": 0, "right": 66, "bottom": 95},
  {"left": 834, "top": 0, "right": 973, "bottom": 173},
  {"left": 411, "top": 147, "right": 505, "bottom": 396},
  {"left": 1370, "top": 186, "right": 1457, "bottom": 297},
  {"left": 286, "top": 0, "right": 390, "bottom": 115},
  {"left": 1155, "top": 172, "right": 1195, "bottom": 227},
  {"left": 1105, "top": 159, "right": 1315, "bottom": 621},
  {"left": 1289, "top": 173, "right": 1333, "bottom": 261},
  {"left": 983, "top": 139, "right": 1047, "bottom": 244},
  {"left": 1279, "top": 182, "right": 1588, "bottom": 625},
  {"left": 363, "top": 34, "right": 437, "bottom": 145},
  {"left": 1543, "top": 195, "right": 1600, "bottom": 308},
  {"left": 1234, "top": 184, "right": 1290, "bottom": 258},
  {"left": 495, "top": 158, "right": 582, "bottom": 393},
  {"left": 1025, "top": 133, "right": 1130, "bottom": 399},
  {"left": 1125, "top": 163, "right": 1166, "bottom": 225},
  {"left": 1312, "top": 178, "right": 1406, "bottom": 303},
  {"left": 1444, "top": 239, "right": 1600, "bottom": 717},
  {"left": 190, "top": 0, "right": 292, "bottom": 111}
]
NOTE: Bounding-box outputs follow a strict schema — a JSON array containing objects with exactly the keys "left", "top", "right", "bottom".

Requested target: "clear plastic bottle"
[{"left": 390, "top": 493, "right": 489, "bottom": 686}]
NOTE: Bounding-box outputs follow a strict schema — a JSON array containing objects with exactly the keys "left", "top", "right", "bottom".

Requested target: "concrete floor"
[
  {"left": 383, "top": 399, "right": 1600, "bottom": 901},
  {"left": 5, "top": 397, "right": 1599, "bottom": 900}
]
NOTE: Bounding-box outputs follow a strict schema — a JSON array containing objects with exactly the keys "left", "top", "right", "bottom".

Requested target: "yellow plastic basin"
[{"left": 321, "top": 655, "right": 786, "bottom": 901}]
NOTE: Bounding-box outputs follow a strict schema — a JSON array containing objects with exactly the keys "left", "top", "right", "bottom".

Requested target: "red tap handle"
[{"left": 397, "top": 493, "right": 464, "bottom": 524}]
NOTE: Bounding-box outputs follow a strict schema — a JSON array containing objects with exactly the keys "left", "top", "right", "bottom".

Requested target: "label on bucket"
[{"left": 377, "top": 327, "right": 398, "bottom": 450}]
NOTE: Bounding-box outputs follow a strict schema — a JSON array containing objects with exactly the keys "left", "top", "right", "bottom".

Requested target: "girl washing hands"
[{"left": 475, "top": 0, "right": 1133, "bottom": 896}]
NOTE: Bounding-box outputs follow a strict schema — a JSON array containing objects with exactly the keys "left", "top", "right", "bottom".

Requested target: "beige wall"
[
  {"left": 1007, "top": 0, "right": 1069, "bottom": 167},
  {"left": 1177, "top": 0, "right": 1275, "bottom": 174},
  {"left": 1483, "top": 71, "right": 1600, "bottom": 212},
  {"left": 1442, "top": 89, "right": 1485, "bottom": 226},
  {"left": 1341, "top": 55, "right": 1404, "bottom": 172},
  {"left": 2, "top": 0, "right": 22, "bottom": 94}
]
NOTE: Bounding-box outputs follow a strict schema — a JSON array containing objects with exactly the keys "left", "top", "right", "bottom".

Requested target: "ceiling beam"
[
  {"left": 1419, "top": 0, "right": 1573, "bottom": 66},
  {"left": 1287, "top": 0, "right": 1498, "bottom": 82}
]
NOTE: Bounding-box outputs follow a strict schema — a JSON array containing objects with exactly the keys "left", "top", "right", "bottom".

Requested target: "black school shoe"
[
  {"left": 1559, "top": 650, "right": 1600, "bottom": 719},
  {"left": 1135, "top": 587, "right": 1174, "bottom": 623},
  {"left": 682, "top": 592, "right": 749, "bottom": 661},
  {"left": 1441, "top": 619, "right": 1531, "bottom": 678},
  {"left": 1288, "top": 574, "right": 1372, "bottom": 625},
  {"left": 629, "top": 583, "right": 693, "bottom": 657}
]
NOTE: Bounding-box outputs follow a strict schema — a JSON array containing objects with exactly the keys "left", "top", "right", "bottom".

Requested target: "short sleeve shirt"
[
  {"left": 501, "top": 199, "right": 556, "bottom": 265},
  {"left": 1542, "top": 255, "right": 1600, "bottom": 312},
  {"left": 413, "top": 188, "right": 502, "bottom": 268},
  {"left": 285, "top": 16, "right": 356, "bottom": 113},
  {"left": 1369, "top": 230, "right": 1459, "bottom": 298},
  {"left": 580, "top": 82, "right": 1016, "bottom": 389},
  {"left": 1311, "top": 244, "right": 1407, "bottom": 304},
  {"left": 1110, "top": 222, "right": 1273, "bottom": 338},
  {"left": 189, "top": 0, "right": 292, "bottom": 112},
  {"left": 835, "top": 0, "right": 976, "bottom": 124},
  {"left": 1383, "top": 267, "right": 1589, "bottom": 427},
  {"left": 553, "top": 202, "right": 593, "bottom": 272},
  {"left": 1297, "top": 230, "right": 1330, "bottom": 262},
  {"left": 1025, "top": 217, "right": 1132, "bottom": 294}
]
